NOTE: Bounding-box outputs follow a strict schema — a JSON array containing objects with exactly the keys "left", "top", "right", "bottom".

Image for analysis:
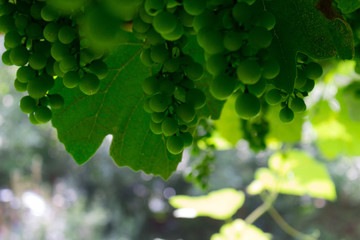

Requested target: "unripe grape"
[
  {"left": 1, "top": 50, "right": 12, "bottom": 66},
  {"left": 10, "top": 46, "right": 29, "bottom": 66},
  {"left": 53, "top": 61, "right": 65, "bottom": 77},
  {"left": 265, "top": 88, "right": 282, "bottom": 105},
  {"left": 193, "top": 10, "right": 216, "bottom": 32},
  {"left": 166, "top": 135, "right": 184, "bottom": 155},
  {"left": 41, "top": 5, "right": 59, "bottom": 22},
  {"left": 162, "top": 23, "right": 184, "bottom": 41},
  {"left": 30, "top": 2, "right": 43, "bottom": 20},
  {"left": 149, "top": 93, "right": 170, "bottom": 112},
  {"left": 51, "top": 42, "right": 69, "bottom": 61},
  {"left": 223, "top": 31, "right": 244, "bottom": 51},
  {"left": 14, "top": 14, "right": 29, "bottom": 30},
  {"left": 133, "top": 17, "right": 151, "bottom": 33},
  {"left": 290, "top": 97, "right": 306, "bottom": 112},
  {"left": 29, "top": 112, "right": 40, "bottom": 125},
  {"left": 248, "top": 78, "right": 266, "bottom": 97},
  {"left": 0, "top": 15, "right": 15, "bottom": 33},
  {"left": 140, "top": 48, "right": 154, "bottom": 67},
  {"left": 206, "top": 54, "right": 227, "bottom": 76},
  {"left": 49, "top": 94, "right": 64, "bottom": 109},
  {"left": 59, "top": 55, "right": 77, "bottom": 72},
  {"left": 183, "top": 0, "right": 206, "bottom": 16},
  {"left": 161, "top": 117, "right": 178, "bottom": 136},
  {"left": 159, "top": 80, "right": 175, "bottom": 95},
  {"left": 183, "top": 62, "right": 203, "bottom": 81},
  {"left": 279, "top": 107, "right": 294, "bottom": 122},
  {"left": 294, "top": 71, "right": 307, "bottom": 89},
  {"left": 143, "top": 98, "right": 153, "bottom": 113},
  {"left": 235, "top": 92, "right": 261, "bottom": 119},
  {"left": 4, "top": 31, "right": 22, "bottom": 49},
  {"left": 43, "top": 22, "right": 59, "bottom": 42},
  {"left": 150, "top": 45, "right": 169, "bottom": 63},
  {"left": 186, "top": 88, "right": 206, "bottom": 109},
  {"left": 58, "top": 26, "right": 76, "bottom": 44},
  {"left": 87, "top": 60, "right": 108, "bottom": 79},
  {"left": 179, "top": 9, "right": 194, "bottom": 27},
  {"left": 163, "top": 58, "right": 180, "bottom": 72},
  {"left": 16, "top": 66, "right": 36, "bottom": 83},
  {"left": 236, "top": 59, "right": 261, "bottom": 84},
  {"left": 25, "top": 22, "right": 43, "bottom": 40},
  {"left": 176, "top": 103, "right": 196, "bottom": 123},
  {"left": 14, "top": 79, "right": 27, "bottom": 92},
  {"left": 144, "top": 0, "right": 165, "bottom": 16},
  {"left": 79, "top": 73, "right": 100, "bottom": 95},
  {"left": 34, "top": 106, "right": 52, "bottom": 123},
  {"left": 142, "top": 76, "right": 160, "bottom": 94},
  {"left": 151, "top": 112, "right": 165, "bottom": 123},
  {"left": 232, "top": 3, "right": 252, "bottom": 25},
  {"left": 20, "top": 96, "right": 37, "bottom": 114},
  {"left": 249, "top": 27, "right": 272, "bottom": 49},
  {"left": 262, "top": 59, "right": 280, "bottom": 79},
  {"left": 63, "top": 71, "right": 80, "bottom": 88},
  {"left": 153, "top": 11, "right": 177, "bottom": 34},
  {"left": 150, "top": 120, "right": 162, "bottom": 134},
  {"left": 300, "top": 79, "right": 315, "bottom": 92},
  {"left": 197, "top": 28, "right": 225, "bottom": 54},
  {"left": 303, "top": 62, "right": 322, "bottom": 80},
  {"left": 139, "top": 5, "right": 153, "bottom": 23},
  {"left": 210, "top": 73, "right": 237, "bottom": 100},
  {"left": 180, "top": 132, "right": 193, "bottom": 147},
  {"left": 29, "top": 53, "right": 47, "bottom": 70},
  {"left": 257, "top": 11, "right": 276, "bottom": 30},
  {"left": 146, "top": 28, "right": 165, "bottom": 45}
]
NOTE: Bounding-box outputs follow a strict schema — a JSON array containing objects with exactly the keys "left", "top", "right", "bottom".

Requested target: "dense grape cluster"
[
  {"left": 0, "top": 0, "right": 109, "bottom": 124},
  {"left": 135, "top": 0, "right": 207, "bottom": 155}
]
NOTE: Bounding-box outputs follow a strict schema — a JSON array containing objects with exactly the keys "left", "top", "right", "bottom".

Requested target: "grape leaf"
[
  {"left": 51, "top": 42, "right": 181, "bottom": 179},
  {"left": 335, "top": 0, "right": 360, "bottom": 14},
  {"left": 265, "top": 0, "right": 354, "bottom": 93},
  {"left": 169, "top": 188, "right": 245, "bottom": 220}
]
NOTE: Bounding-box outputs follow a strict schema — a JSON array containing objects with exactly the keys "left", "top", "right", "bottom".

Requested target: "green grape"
[
  {"left": 34, "top": 106, "right": 52, "bottom": 123},
  {"left": 183, "top": 62, "right": 203, "bottom": 81},
  {"left": 59, "top": 55, "right": 77, "bottom": 72},
  {"left": 150, "top": 45, "right": 169, "bottom": 63},
  {"left": 151, "top": 112, "right": 165, "bottom": 123},
  {"left": 144, "top": 0, "right": 165, "bottom": 16},
  {"left": 265, "top": 88, "right": 282, "bottom": 105},
  {"left": 223, "top": 31, "right": 244, "bottom": 51},
  {"left": 133, "top": 17, "right": 151, "bottom": 33},
  {"left": 300, "top": 79, "right": 315, "bottom": 92},
  {"left": 14, "top": 14, "right": 29, "bottom": 30},
  {"left": 163, "top": 58, "right": 180, "bottom": 72},
  {"left": 149, "top": 93, "right": 170, "bottom": 112},
  {"left": 161, "top": 117, "right": 178, "bottom": 136},
  {"left": 39, "top": 96, "right": 49, "bottom": 107},
  {"left": 248, "top": 78, "right": 266, "bottom": 97},
  {"left": 176, "top": 103, "right": 196, "bottom": 123},
  {"left": 235, "top": 92, "right": 261, "bottom": 119},
  {"left": 183, "top": 0, "right": 206, "bottom": 16},
  {"left": 180, "top": 132, "right": 193, "bottom": 147},
  {"left": 10, "top": 46, "right": 29, "bottom": 66},
  {"left": 236, "top": 59, "right": 261, "bottom": 84},
  {"left": 222, "top": 8, "right": 235, "bottom": 29},
  {"left": 46, "top": 59, "right": 56, "bottom": 76},
  {"left": 303, "top": 62, "right": 323, "bottom": 80},
  {"left": 142, "top": 75, "right": 160, "bottom": 95},
  {"left": 186, "top": 88, "right": 206, "bottom": 109},
  {"left": 139, "top": 4, "right": 153, "bottom": 23},
  {"left": 4, "top": 31, "right": 22, "bottom": 49},
  {"left": 193, "top": 10, "right": 216, "bottom": 32},
  {"left": 257, "top": 11, "right": 276, "bottom": 30},
  {"left": 0, "top": 15, "right": 15, "bottom": 33},
  {"left": 79, "top": 73, "right": 100, "bottom": 95},
  {"left": 48, "top": 94, "right": 64, "bottom": 109},
  {"left": 29, "top": 112, "right": 40, "bottom": 125},
  {"left": 143, "top": 97, "right": 153, "bottom": 113},
  {"left": 210, "top": 73, "right": 237, "bottom": 100},
  {"left": 33, "top": 41, "right": 52, "bottom": 58},
  {"left": 29, "top": 53, "right": 48, "bottom": 70},
  {"left": 174, "top": 86, "right": 186, "bottom": 102},
  {"left": 249, "top": 27, "right": 272, "bottom": 49},
  {"left": 294, "top": 71, "right": 307, "bottom": 89},
  {"left": 159, "top": 80, "right": 175, "bottom": 95},
  {"left": 2, "top": 50, "right": 12, "bottom": 66},
  {"left": 262, "top": 59, "right": 280, "bottom": 79},
  {"left": 43, "top": 22, "right": 59, "bottom": 42},
  {"left": 14, "top": 79, "right": 27, "bottom": 92},
  {"left": 20, "top": 96, "right": 37, "bottom": 114},
  {"left": 25, "top": 22, "right": 43, "bottom": 40},
  {"left": 87, "top": 60, "right": 108, "bottom": 79},
  {"left": 58, "top": 26, "right": 76, "bottom": 44},
  {"left": 179, "top": 9, "right": 194, "bottom": 27},
  {"left": 51, "top": 41, "right": 69, "bottom": 61},
  {"left": 27, "top": 78, "right": 49, "bottom": 99},
  {"left": 153, "top": 11, "right": 177, "bottom": 34},
  {"left": 30, "top": 2, "right": 43, "bottom": 20},
  {"left": 146, "top": 28, "right": 165, "bottom": 45},
  {"left": 63, "top": 71, "right": 80, "bottom": 88},
  {"left": 40, "top": 5, "right": 59, "bottom": 22},
  {"left": 166, "top": 135, "right": 184, "bottom": 154},
  {"left": 279, "top": 107, "right": 294, "bottom": 122},
  {"left": 0, "top": 2, "right": 15, "bottom": 16},
  {"left": 150, "top": 120, "right": 162, "bottom": 134},
  {"left": 232, "top": 2, "right": 252, "bottom": 25},
  {"left": 290, "top": 97, "right": 306, "bottom": 112},
  {"left": 161, "top": 22, "right": 184, "bottom": 41},
  {"left": 53, "top": 61, "right": 65, "bottom": 77},
  {"left": 80, "top": 48, "right": 95, "bottom": 66},
  {"left": 16, "top": 66, "right": 36, "bottom": 83},
  {"left": 140, "top": 48, "right": 154, "bottom": 67},
  {"left": 197, "top": 28, "right": 224, "bottom": 54},
  {"left": 206, "top": 54, "right": 227, "bottom": 76}
]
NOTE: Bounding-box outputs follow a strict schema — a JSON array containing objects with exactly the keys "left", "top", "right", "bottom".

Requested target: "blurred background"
[{"left": 1, "top": 36, "right": 360, "bottom": 240}]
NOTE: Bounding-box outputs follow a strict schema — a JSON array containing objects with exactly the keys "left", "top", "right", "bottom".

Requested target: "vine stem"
[
  {"left": 268, "top": 207, "right": 318, "bottom": 240},
  {"left": 245, "top": 191, "right": 277, "bottom": 225}
]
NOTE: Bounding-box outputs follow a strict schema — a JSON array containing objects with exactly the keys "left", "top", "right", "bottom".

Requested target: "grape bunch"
[
  {"left": 0, "top": 0, "right": 108, "bottom": 124},
  {"left": 134, "top": 0, "right": 207, "bottom": 155},
  {"left": 264, "top": 53, "right": 322, "bottom": 122},
  {"left": 190, "top": 0, "right": 279, "bottom": 120}
]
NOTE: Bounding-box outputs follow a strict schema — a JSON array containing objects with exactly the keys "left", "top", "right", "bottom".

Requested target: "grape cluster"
[
  {"left": 0, "top": 0, "right": 108, "bottom": 124},
  {"left": 191, "top": 0, "right": 279, "bottom": 120},
  {"left": 264, "top": 53, "right": 322, "bottom": 122},
  {"left": 135, "top": 0, "right": 207, "bottom": 155}
]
